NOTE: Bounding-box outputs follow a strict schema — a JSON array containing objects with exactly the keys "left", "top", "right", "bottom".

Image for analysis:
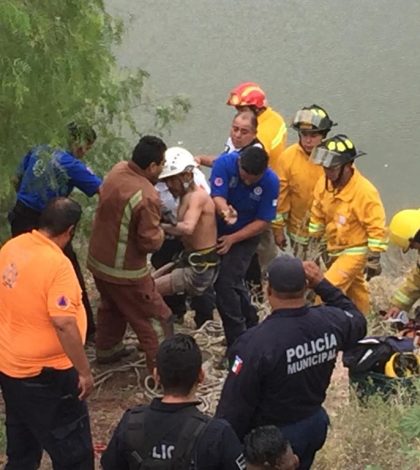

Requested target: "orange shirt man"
[
  {"left": 0, "top": 231, "right": 86, "bottom": 377},
  {"left": 0, "top": 197, "right": 94, "bottom": 469}
]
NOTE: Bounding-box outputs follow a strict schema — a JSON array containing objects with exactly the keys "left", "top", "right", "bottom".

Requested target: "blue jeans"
[
  {"left": 279, "top": 407, "right": 329, "bottom": 470},
  {"left": 0, "top": 368, "right": 94, "bottom": 470},
  {"left": 215, "top": 235, "right": 260, "bottom": 347}
]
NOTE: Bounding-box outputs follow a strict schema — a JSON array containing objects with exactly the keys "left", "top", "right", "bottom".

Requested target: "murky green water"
[{"left": 106, "top": 0, "right": 420, "bottom": 216}]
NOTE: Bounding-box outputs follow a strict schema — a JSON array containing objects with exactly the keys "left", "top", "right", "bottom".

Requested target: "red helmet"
[{"left": 226, "top": 82, "right": 267, "bottom": 109}]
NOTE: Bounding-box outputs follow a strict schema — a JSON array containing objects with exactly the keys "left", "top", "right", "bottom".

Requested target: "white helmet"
[{"left": 159, "top": 146, "right": 197, "bottom": 179}]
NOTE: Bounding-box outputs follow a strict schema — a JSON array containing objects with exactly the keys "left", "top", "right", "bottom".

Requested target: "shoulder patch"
[
  {"left": 231, "top": 355, "right": 243, "bottom": 375},
  {"left": 56, "top": 295, "right": 70, "bottom": 310},
  {"left": 214, "top": 177, "right": 224, "bottom": 187},
  {"left": 2, "top": 263, "right": 18, "bottom": 289}
]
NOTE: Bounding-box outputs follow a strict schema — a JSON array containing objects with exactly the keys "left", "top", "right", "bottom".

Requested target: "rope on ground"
[{"left": 88, "top": 284, "right": 268, "bottom": 416}]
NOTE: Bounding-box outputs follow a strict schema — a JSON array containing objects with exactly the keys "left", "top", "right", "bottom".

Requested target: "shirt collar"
[
  {"left": 268, "top": 306, "right": 308, "bottom": 318},
  {"left": 31, "top": 230, "right": 63, "bottom": 254},
  {"left": 150, "top": 398, "right": 201, "bottom": 412}
]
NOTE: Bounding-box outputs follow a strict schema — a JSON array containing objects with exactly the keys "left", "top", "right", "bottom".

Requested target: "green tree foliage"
[{"left": 0, "top": 0, "right": 190, "bottom": 212}]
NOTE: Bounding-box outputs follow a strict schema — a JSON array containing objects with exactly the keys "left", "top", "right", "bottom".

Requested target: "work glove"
[{"left": 365, "top": 251, "right": 382, "bottom": 281}]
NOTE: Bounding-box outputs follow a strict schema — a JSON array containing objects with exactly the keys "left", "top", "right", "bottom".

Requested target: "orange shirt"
[{"left": 0, "top": 230, "right": 86, "bottom": 378}]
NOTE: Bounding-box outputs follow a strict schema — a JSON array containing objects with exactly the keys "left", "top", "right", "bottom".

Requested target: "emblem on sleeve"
[
  {"left": 56, "top": 295, "right": 70, "bottom": 310},
  {"left": 231, "top": 355, "right": 243, "bottom": 375},
  {"left": 2, "top": 263, "right": 18, "bottom": 289},
  {"left": 214, "top": 177, "right": 224, "bottom": 187}
]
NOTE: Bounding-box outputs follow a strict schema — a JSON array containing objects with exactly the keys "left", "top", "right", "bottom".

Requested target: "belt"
[{"left": 179, "top": 246, "right": 220, "bottom": 272}]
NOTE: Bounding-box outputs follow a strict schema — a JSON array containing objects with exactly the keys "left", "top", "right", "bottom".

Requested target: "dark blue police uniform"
[
  {"left": 216, "top": 279, "right": 367, "bottom": 470},
  {"left": 210, "top": 152, "right": 279, "bottom": 348},
  {"left": 101, "top": 399, "right": 245, "bottom": 470}
]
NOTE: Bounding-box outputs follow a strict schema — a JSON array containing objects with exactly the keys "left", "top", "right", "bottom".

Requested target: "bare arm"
[
  {"left": 212, "top": 196, "right": 238, "bottom": 225},
  {"left": 162, "top": 193, "right": 205, "bottom": 236},
  {"left": 51, "top": 316, "right": 93, "bottom": 400},
  {"left": 196, "top": 155, "right": 217, "bottom": 167},
  {"left": 212, "top": 196, "right": 230, "bottom": 217}
]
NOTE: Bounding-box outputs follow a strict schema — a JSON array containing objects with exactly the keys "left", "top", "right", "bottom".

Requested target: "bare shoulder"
[{"left": 191, "top": 186, "right": 211, "bottom": 204}]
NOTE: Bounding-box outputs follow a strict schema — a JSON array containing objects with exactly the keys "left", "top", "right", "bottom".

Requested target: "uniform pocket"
[{"left": 49, "top": 412, "right": 93, "bottom": 468}]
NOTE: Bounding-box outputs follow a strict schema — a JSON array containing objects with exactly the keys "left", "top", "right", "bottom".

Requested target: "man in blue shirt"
[
  {"left": 8, "top": 122, "right": 102, "bottom": 339},
  {"left": 210, "top": 146, "right": 279, "bottom": 350}
]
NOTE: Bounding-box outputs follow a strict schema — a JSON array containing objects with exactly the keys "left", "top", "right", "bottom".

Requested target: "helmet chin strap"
[
  {"left": 325, "top": 164, "right": 353, "bottom": 192},
  {"left": 181, "top": 174, "right": 194, "bottom": 192}
]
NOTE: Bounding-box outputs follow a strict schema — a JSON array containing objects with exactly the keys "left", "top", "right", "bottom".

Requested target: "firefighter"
[
  {"left": 272, "top": 105, "right": 336, "bottom": 254},
  {"left": 308, "top": 134, "right": 387, "bottom": 314},
  {"left": 226, "top": 82, "right": 287, "bottom": 168},
  {"left": 386, "top": 209, "right": 420, "bottom": 319},
  {"left": 88, "top": 136, "right": 172, "bottom": 372}
]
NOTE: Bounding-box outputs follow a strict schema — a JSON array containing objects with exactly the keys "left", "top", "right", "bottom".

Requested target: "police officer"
[
  {"left": 210, "top": 146, "right": 279, "bottom": 350},
  {"left": 101, "top": 334, "right": 245, "bottom": 470},
  {"left": 216, "top": 256, "right": 367, "bottom": 470}
]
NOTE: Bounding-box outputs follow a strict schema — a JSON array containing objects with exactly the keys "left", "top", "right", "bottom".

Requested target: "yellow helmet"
[
  {"left": 389, "top": 209, "right": 420, "bottom": 250},
  {"left": 384, "top": 352, "right": 420, "bottom": 378}
]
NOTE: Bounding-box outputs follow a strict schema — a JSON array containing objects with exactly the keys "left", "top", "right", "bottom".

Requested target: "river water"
[{"left": 106, "top": 0, "right": 420, "bottom": 216}]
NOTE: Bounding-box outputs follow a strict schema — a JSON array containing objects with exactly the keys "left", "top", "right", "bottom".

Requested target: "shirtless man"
[{"left": 154, "top": 147, "right": 220, "bottom": 297}]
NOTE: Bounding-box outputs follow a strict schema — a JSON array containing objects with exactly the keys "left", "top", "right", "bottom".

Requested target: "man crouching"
[{"left": 155, "top": 147, "right": 219, "bottom": 298}]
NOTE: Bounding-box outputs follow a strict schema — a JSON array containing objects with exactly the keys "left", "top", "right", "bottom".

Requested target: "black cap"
[{"left": 267, "top": 255, "right": 306, "bottom": 293}]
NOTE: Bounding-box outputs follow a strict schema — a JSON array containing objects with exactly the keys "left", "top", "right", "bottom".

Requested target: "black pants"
[
  {"left": 214, "top": 236, "right": 260, "bottom": 348},
  {"left": 0, "top": 368, "right": 94, "bottom": 470},
  {"left": 245, "top": 253, "right": 262, "bottom": 286},
  {"left": 151, "top": 238, "right": 215, "bottom": 328},
  {"left": 8, "top": 201, "right": 96, "bottom": 337}
]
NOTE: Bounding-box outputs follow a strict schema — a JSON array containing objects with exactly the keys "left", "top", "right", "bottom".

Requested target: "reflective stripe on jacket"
[
  {"left": 257, "top": 107, "right": 287, "bottom": 169},
  {"left": 88, "top": 161, "right": 164, "bottom": 284},
  {"left": 308, "top": 169, "right": 387, "bottom": 255},
  {"left": 272, "top": 143, "right": 323, "bottom": 243},
  {"left": 391, "top": 255, "right": 420, "bottom": 310}
]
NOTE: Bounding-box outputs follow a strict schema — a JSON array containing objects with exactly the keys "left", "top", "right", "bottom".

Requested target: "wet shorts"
[{"left": 171, "top": 265, "right": 219, "bottom": 296}]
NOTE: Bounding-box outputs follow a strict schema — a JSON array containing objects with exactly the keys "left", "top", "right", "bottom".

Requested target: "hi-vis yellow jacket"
[
  {"left": 272, "top": 143, "right": 323, "bottom": 243},
  {"left": 391, "top": 255, "right": 420, "bottom": 310},
  {"left": 257, "top": 107, "right": 287, "bottom": 169},
  {"left": 308, "top": 169, "right": 388, "bottom": 255}
]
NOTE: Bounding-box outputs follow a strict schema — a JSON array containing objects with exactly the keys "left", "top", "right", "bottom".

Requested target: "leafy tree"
[{"left": 0, "top": 0, "right": 190, "bottom": 234}]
